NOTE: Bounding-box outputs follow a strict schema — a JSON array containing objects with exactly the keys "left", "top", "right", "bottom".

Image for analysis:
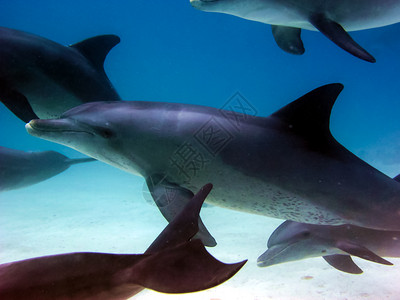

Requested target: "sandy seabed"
[{"left": 1, "top": 160, "right": 400, "bottom": 300}]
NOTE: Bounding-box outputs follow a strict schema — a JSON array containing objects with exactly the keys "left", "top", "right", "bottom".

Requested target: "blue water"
[{"left": 1, "top": 1, "right": 400, "bottom": 299}]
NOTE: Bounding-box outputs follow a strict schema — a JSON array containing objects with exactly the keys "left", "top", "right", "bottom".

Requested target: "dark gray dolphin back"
[
  {"left": 0, "top": 146, "right": 95, "bottom": 191},
  {"left": 0, "top": 27, "right": 121, "bottom": 122}
]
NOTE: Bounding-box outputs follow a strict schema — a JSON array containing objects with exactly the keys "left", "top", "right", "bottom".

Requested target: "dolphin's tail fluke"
[
  {"left": 0, "top": 183, "right": 246, "bottom": 299},
  {"left": 66, "top": 157, "right": 96, "bottom": 165},
  {"left": 141, "top": 183, "right": 246, "bottom": 292},
  {"left": 132, "top": 239, "right": 246, "bottom": 294}
]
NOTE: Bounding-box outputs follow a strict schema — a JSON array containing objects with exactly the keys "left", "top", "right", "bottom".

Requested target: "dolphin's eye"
[
  {"left": 95, "top": 127, "right": 114, "bottom": 139},
  {"left": 302, "top": 231, "right": 311, "bottom": 238}
]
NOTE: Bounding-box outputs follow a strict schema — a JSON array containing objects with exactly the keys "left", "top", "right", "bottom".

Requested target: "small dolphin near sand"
[
  {"left": 0, "top": 26, "right": 121, "bottom": 122},
  {"left": 25, "top": 84, "right": 400, "bottom": 244},
  {"left": 258, "top": 219, "right": 400, "bottom": 274},
  {"left": 0, "top": 183, "right": 247, "bottom": 300},
  {"left": 190, "top": 0, "right": 400, "bottom": 62},
  {"left": 0, "top": 146, "right": 95, "bottom": 191}
]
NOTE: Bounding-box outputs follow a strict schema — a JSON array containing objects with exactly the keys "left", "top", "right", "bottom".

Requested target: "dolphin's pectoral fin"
[
  {"left": 308, "top": 13, "right": 375, "bottom": 63},
  {"left": 271, "top": 25, "right": 304, "bottom": 55},
  {"left": 70, "top": 35, "right": 121, "bottom": 71},
  {"left": 271, "top": 83, "right": 343, "bottom": 150},
  {"left": 133, "top": 239, "right": 246, "bottom": 294},
  {"left": 336, "top": 240, "right": 393, "bottom": 266},
  {"left": 323, "top": 254, "right": 363, "bottom": 274},
  {"left": 146, "top": 175, "right": 217, "bottom": 247},
  {"left": 0, "top": 81, "right": 39, "bottom": 123}
]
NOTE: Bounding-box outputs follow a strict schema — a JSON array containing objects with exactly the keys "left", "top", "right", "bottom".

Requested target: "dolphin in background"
[
  {"left": 258, "top": 219, "right": 400, "bottom": 274},
  {"left": 190, "top": 0, "right": 400, "bottom": 62},
  {"left": 0, "top": 183, "right": 247, "bottom": 300},
  {"left": 25, "top": 84, "right": 400, "bottom": 241},
  {"left": 0, "top": 26, "right": 121, "bottom": 122},
  {"left": 0, "top": 146, "right": 95, "bottom": 192}
]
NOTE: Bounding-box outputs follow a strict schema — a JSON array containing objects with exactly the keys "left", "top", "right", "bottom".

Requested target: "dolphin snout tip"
[
  {"left": 256, "top": 260, "right": 267, "bottom": 267},
  {"left": 190, "top": 0, "right": 199, "bottom": 7},
  {"left": 25, "top": 120, "right": 37, "bottom": 133}
]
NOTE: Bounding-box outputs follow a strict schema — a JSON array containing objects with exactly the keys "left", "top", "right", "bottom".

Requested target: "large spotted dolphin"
[
  {"left": 190, "top": 0, "right": 400, "bottom": 62},
  {"left": 0, "top": 146, "right": 95, "bottom": 192},
  {"left": 0, "top": 183, "right": 246, "bottom": 299},
  {"left": 25, "top": 84, "right": 400, "bottom": 246},
  {"left": 258, "top": 219, "right": 400, "bottom": 274},
  {"left": 0, "top": 26, "right": 121, "bottom": 122}
]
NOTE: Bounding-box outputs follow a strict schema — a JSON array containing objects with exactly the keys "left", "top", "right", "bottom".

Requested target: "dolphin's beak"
[
  {"left": 26, "top": 119, "right": 77, "bottom": 134},
  {"left": 190, "top": 0, "right": 217, "bottom": 8},
  {"left": 25, "top": 118, "right": 92, "bottom": 140},
  {"left": 257, "top": 243, "right": 293, "bottom": 267}
]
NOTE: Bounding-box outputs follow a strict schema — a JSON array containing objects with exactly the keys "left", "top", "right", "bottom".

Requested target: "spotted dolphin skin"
[
  {"left": 258, "top": 219, "right": 400, "bottom": 274},
  {"left": 0, "top": 184, "right": 247, "bottom": 299},
  {"left": 190, "top": 0, "right": 400, "bottom": 62},
  {"left": 0, "top": 146, "right": 95, "bottom": 192},
  {"left": 0, "top": 26, "right": 121, "bottom": 122},
  {"left": 25, "top": 84, "right": 400, "bottom": 244}
]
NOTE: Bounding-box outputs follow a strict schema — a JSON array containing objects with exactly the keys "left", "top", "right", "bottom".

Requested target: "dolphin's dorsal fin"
[
  {"left": 308, "top": 14, "right": 375, "bottom": 63},
  {"left": 271, "top": 83, "right": 343, "bottom": 148},
  {"left": 323, "top": 254, "right": 363, "bottom": 274},
  {"left": 70, "top": 35, "right": 120, "bottom": 71}
]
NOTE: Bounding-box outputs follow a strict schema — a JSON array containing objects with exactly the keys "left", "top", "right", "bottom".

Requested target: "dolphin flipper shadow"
[{"left": 0, "top": 183, "right": 246, "bottom": 299}]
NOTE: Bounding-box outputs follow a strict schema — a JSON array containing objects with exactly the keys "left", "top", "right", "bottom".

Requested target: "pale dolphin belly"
[
  {"left": 20, "top": 73, "right": 83, "bottom": 119},
  {"left": 239, "top": 0, "right": 400, "bottom": 31}
]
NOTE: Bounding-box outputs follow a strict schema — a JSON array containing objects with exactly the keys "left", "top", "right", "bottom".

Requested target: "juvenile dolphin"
[
  {"left": 25, "top": 84, "right": 400, "bottom": 240},
  {"left": 0, "top": 26, "right": 121, "bottom": 122},
  {"left": 0, "top": 183, "right": 247, "bottom": 300},
  {"left": 0, "top": 146, "right": 95, "bottom": 191},
  {"left": 258, "top": 220, "right": 400, "bottom": 274},
  {"left": 190, "top": 0, "right": 400, "bottom": 62}
]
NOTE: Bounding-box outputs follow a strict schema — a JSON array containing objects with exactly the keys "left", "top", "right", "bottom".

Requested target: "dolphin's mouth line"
[
  {"left": 191, "top": 0, "right": 218, "bottom": 2},
  {"left": 26, "top": 122, "right": 94, "bottom": 136},
  {"left": 257, "top": 242, "right": 294, "bottom": 266}
]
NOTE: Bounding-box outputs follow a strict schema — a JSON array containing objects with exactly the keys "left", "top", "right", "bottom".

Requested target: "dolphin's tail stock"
[{"left": 66, "top": 157, "right": 97, "bottom": 165}]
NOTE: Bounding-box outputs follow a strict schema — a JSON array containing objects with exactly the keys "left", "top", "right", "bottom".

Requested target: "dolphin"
[
  {"left": 190, "top": 0, "right": 400, "bottom": 62},
  {"left": 0, "top": 183, "right": 246, "bottom": 300},
  {"left": 0, "top": 26, "right": 121, "bottom": 122},
  {"left": 25, "top": 84, "right": 400, "bottom": 244},
  {"left": 258, "top": 219, "right": 400, "bottom": 274},
  {"left": 0, "top": 146, "right": 95, "bottom": 191}
]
